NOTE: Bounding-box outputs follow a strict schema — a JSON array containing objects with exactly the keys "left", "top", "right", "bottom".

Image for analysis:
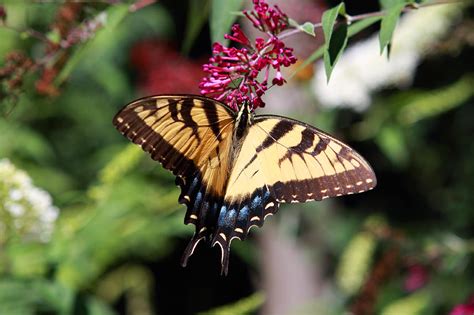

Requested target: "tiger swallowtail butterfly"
[{"left": 113, "top": 95, "right": 376, "bottom": 275}]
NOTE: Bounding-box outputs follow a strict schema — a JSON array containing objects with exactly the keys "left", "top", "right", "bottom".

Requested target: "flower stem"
[{"left": 278, "top": 0, "right": 464, "bottom": 41}]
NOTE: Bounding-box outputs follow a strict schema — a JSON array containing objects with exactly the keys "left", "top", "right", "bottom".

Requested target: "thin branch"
[
  {"left": 1, "top": 25, "right": 54, "bottom": 44},
  {"left": 129, "top": 0, "right": 156, "bottom": 12},
  {"left": 278, "top": 0, "right": 464, "bottom": 41}
]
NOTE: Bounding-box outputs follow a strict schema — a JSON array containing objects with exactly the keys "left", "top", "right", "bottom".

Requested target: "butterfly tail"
[
  {"left": 181, "top": 230, "right": 230, "bottom": 276},
  {"left": 211, "top": 232, "right": 231, "bottom": 276},
  {"left": 181, "top": 232, "right": 206, "bottom": 267}
]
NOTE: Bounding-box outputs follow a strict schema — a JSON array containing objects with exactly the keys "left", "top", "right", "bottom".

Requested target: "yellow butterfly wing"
[
  {"left": 249, "top": 115, "right": 377, "bottom": 201},
  {"left": 114, "top": 96, "right": 377, "bottom": 276},
  {"left": 113, "top": 95, "right": 237, "bottom": 264},
  {"left": 210, "top": 115, "right": 376, "bottom": 273}
]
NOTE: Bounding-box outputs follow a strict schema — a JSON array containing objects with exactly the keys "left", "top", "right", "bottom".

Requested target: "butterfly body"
[
  {"left": 234, "top": 101, "right": 253, "bottom": 140},
  {"left": 113, "top": 95, "right": 376, "bottom": 275}
]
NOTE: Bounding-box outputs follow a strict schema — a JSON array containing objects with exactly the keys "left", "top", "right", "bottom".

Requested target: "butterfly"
[{"left": 113, "top": 95, "right": 376, "bottom": 275}]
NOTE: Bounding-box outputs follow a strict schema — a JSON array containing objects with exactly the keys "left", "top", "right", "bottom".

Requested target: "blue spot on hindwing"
[
  {"left": 190, "top": 177, "right": 199, "bottom": 191},
  {"left": 237, "top": 206, "right": 249, "bottom": 225},
  {"left": 251, "top": 195, "right": 262, "bottom": 209},
  {"left": 194, "top": 191, "right": 202, "bottom": 209},
  {"left": 218, "top": 206, "right": 227, "bottom": 226},
  {"left": 262, "top": 189, "right": 271, "bottom": 201},
  {"left": 201, "top": 200, "right": 209, "bottom": 214},
  {"left": 224, "top": 209, "right": 237, "bottom": 227}
]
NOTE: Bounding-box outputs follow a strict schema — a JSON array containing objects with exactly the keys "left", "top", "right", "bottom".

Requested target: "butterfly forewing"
[
  {"left": 113, "top": 96, "right": 237, "bottom": 268},
  {"left": 250, "top": 115, "right": 376, "bottom": 201},
  {"left": 113, "top": 95, "right": 235, "bottom": 177}
]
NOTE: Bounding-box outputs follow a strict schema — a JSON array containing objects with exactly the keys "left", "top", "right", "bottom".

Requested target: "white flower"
[
  {"left": 5, "top": 202, "right": 25, "bottom": 217},
  {"left": 9, "top": 189, "right": 23, "bottom": 201},
  {"left": 0, "top": 158, "right": 59, "bottom": 243},
  {"left": 41, "top": 206, "right": 59, "bottom": 224},
  {"left": 312, "top": 4, "right": 464, "bottom": 111}
]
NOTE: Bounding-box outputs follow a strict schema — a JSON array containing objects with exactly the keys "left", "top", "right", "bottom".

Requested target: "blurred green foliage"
[
  {"left": 0, "top": 1, "right": 473, "bottom": 315},
  {"left": 0, "top": 2, "right": 188, "bottom": 314},
  {"left": 198, "top": 292, "right": 264, "bottom": 315}
]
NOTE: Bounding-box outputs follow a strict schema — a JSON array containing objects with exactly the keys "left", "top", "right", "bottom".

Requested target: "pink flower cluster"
[
  {"left": 244, "top": 0, "right": 288, "bottom": 35},
  {"left": 450, "top": 296, "right": 474, "bottom": 315},
  {"left": 199, "top": 0, "right": 297, "bottom": 111}
]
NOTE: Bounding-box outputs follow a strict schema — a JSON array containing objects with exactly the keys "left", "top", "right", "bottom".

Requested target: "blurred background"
[{"left": 0, "top": 0, "right": 473, "bottom": 314}]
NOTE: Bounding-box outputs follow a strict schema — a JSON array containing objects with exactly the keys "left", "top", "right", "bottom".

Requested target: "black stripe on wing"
[
  {"left": 113, "top": 95, "right": 235, "bottom": 176},
  {"left": 256, "top": 119, "right": 295, "bottom": 152},
  {"left": 114, "top": 99, "right": 198, "bottom": 176},
  {"left": 253, "top": 115, "right": 377, "bottom": 203}
]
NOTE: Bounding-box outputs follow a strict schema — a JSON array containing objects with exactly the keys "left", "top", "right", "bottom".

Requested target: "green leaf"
[
  {"left": 183, "top": 0, "right": 211, "bottom": 54},
  {"left": 321, "top": 3, "right": 345, "bottom": 46},
  {"left": 380, "top": 291, "right": 430, "bottom": 315},
  {"left": 0, "top": 280, "right": 75, "bottom": 315},
  {"left": 0, "top": 280, "right": 42, "bottom": 315},
  {"left": 398, "top": 75, "right": 474, "bottom": 124},
  {"left": 30, "top": 281, "right": 75, "bottom": 315},
  {"left": 323, "top": 23, "right": 348, "bottom": 81},
  {"left": 89, "top": 144, "right": 144, "bottom": 200},
  {"left": 322, "top": 3, "right": 348, "bottom": 81},
  {"left": 290, "top": 16, "right": 381, "bottom": 79},
  {"left": 379, "top": 0, "right": 406, "bottom": 10},
  {"left": 299, "top": 21, "right": 316, "bottom": 37},
  {"left": 86, "top": 297, "right": 116, "bottom": 315},
  {"left": 56, "top": 4, "right": 129, "bottom": 85},
  {"left": 375, "top": 125, "right": 408, "bottom": 167},
  {"left": 52, "top": 175, "right": 187, "bottom": 289},
  {"left": 336, "top": 226, "right": 377, "bottom": 294},
  {"left": 199, "top": 292, "right": 265, "bottom": 315},
  {"left": 56, "top": 3, "right": 172, "bottom": 86},
  {"left": 288, "top": 18, "right": 300, "bottom": 28},
  {"left": 46, "top": 29, "right": 61, "bottom": 44},
  {"left": 0, "top": 119, "right": 55, "bottom": 163},
  {"left": 87, "top": 59, "right": 129, "bottom": 97},
  {"left": 379, "top": 3, "right": 405, "bottom": 55},
  {"left": 348, "top": 16, "right": 382, "bottom": 37},
  {"left": 210, "top": 0, "right": 243, "bottom": 44},
  {"left": 8, "top": 243, "right": 48, "bottom": 278}
]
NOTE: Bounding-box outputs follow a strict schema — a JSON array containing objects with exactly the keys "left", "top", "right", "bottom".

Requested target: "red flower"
[
  {"left": 403, "top": 264, "right": 429, "bottom": 292},
  {"left": 244, "top": 0, "right": 288, "bottom": 34},
  {"left": 199, "top": 0, "right": 296, "bottom": 111},
  {"left": 450, "top": 296, "right": 474, "bottom": 315},
  {"left": 130, "top": 40, "right": 203, "bottom": 95},
  {"left": 0, "top": 6, "right": 7, "bottom": 24}
]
